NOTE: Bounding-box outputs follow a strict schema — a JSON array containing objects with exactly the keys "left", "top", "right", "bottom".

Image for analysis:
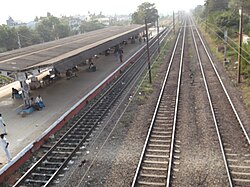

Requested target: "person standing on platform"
[
  {"left": 114, "top": 45, "right": 119, "bottom": 62},
  {"left": 118, "top": 48, "right": 124, "bottom": 63},
  {"left": 0, "top": 114, "right": 7, "bottom": 135},
  {"left": 1, "top": 134, "right": 11, "bottom": 162}
]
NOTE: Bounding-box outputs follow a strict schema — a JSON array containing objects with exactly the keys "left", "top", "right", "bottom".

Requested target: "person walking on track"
[
  {"left": 1, "top": 134, "right": 11, "bottom": 162},
  {"left": 0, "top": 114, "right": 7, "bottom": 135}
]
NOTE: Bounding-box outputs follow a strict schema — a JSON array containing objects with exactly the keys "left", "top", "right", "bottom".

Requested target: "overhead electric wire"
[{"left": 199, "top": 21, "right": 250, "bottom": 64}]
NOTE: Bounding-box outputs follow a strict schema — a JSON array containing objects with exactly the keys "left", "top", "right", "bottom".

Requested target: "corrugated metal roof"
[{"left": 0, "top": 24, "right": 145, "bottom": 72}]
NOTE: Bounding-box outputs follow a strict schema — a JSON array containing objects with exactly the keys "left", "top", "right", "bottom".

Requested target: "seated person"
[
  {"left": 66, "top": 70, "right": 72, "bottom": 79},
  {"left": 12, "top": 88, "right": 20, "bottom": 99},
  {"left": 29, "top": 97, "right": 40, "bottom": 111},
  {"left": 35, "top": 95, "right": 45, "bottom": 108},
  {"left": 89, "top": 62, "right": 96, "bottom": 72}
]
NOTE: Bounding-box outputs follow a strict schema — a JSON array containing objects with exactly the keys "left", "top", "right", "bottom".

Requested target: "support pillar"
[{"left": 17, "top": 72, "right": 30, "bottom": 107}]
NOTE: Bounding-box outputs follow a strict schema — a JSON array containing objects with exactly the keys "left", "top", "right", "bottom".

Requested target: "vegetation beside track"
[
  {"left": 194, "top": 0, "right": 250, "bottom": 111},
  {"left": 136, "top": 34, "right": 174, "bottom": 104},
  {"left": 0, "top": 75, "right": 13, "bottom": 87}
]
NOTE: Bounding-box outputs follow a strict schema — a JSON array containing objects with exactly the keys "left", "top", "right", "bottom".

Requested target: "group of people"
[
  {"left": 0, "top": 114, "right": 11, "bottom": 163},
  {"left": 0, "top": 94, "right": 45, "bottom": 163},
  {"left": 28, "top": 95, "right": 45, "bottom": 111},
  {"left": 66, "top": 67, "right": 78, "bottom": 80}
]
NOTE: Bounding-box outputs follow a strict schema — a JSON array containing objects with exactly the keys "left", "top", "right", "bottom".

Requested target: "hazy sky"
[{"left": 0, "top": 0, "right": 204, "bottom": 24}]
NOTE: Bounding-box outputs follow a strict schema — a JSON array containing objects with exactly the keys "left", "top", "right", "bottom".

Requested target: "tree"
[
  {"left": 16, "top": 26, "right": 42, "bottom": 47},
  {"left": 79, "top": 20, "right": 105, "bottom": 33},
  {"left": 205, "top": 0, "right": 228, "bottom": 12},
  {"left": 36, "top": 15, "right": 70, "bottom": 42},
  {"left": 131, "top": 2, "right": 158, "bottom": 24},
  {"left": 0, "top": 25, "right": 18, "bottom": 51}
]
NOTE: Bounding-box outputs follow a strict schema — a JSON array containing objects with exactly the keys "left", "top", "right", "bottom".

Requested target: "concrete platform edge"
[{"left": 0, "top": 44, "right": 145, "bottom": 183}]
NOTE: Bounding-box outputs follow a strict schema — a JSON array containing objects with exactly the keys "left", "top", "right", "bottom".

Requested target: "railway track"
[
  {"left": 190, "top": 17, "right": 250, "bottom": 186},
  {"left": 131, "top": 20, "right": 186, "bottom": 187},
  {"left": 133, "top": 15, "right": 250, "bottom": 187},
  {"left": 13, "top": 26, "right": 171, "bottom": 187}
]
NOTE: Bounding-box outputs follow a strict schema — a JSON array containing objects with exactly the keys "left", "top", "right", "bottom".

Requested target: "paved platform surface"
[{"left": 0, "top": 41, "right": 144, "bottom": 166}]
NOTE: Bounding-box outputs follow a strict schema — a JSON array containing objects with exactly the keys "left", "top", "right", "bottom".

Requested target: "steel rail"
[
  {"left": 192, "top": 17, "right": 250, "bottom": 145},
  {"left": 14, "top": 44, "right": 148, "bottom": 187},
  {"left": 166, "top": 19, "right": 186, "bottom": 187},
  {"left": 14, "top": 27, "right": 170, "bottom": 187},
  {"left": 74, "top": 28, "right": 173, "bottom": 187},
  {"left": 190, "top": 17, "right": 233, "bottom": 187},
  {"left": 131, "top": 21, "right": 186, "bottom": 187},
  {"left": 131, "top": 26, "right": 182, "bottom": 187},
  {"left": 14, "top": 49, "right": 146, "bottom": 187}
]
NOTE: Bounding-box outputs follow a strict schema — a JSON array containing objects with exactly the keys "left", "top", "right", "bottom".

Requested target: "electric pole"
[
  {"left": 157, "top": 16, "right": 160, "bottom": 53},
  {"left": 17, "top": 32, "right": 21, "bottom": 49},
  {"left": 224, "top": 30, "right": 228, "bottom": 66},
  {"left": 237, "top": 7, "right": 243, "bottom": 83},
  {"left": 173, "top": 11, "right": 175, "bottom": 34},
  {"left": 145, "top": 18, "right": 152, "bottom": 84}
]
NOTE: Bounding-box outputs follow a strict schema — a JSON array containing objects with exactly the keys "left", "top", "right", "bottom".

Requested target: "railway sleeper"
[
  {"left": 157, "top": 113, "right": 174, "bottom": 117},
  {"left": 150, "top": 139, "right": 170, "bottom": 143},
  {"left": 138, "top": 175, "right": 166, "bottom": 185},
  {"left": 140, "top": 173, "right": 167, "bottom": 178},
  {"left": 156, "top": 116, "right": 173, "bottom": 121},
  {"left": 151, "top": 134, "right": 171, "bottom": 138},
  {"left": 142, "top": 163, "right": 169, "bottom": 170},
  {"left": 56, "top": 146, "right": 76, "bottom": 150},
  {"left": 62, "top": 139, "right": 81, "bottom": 143},
  {"left": 148, "top": 143, "right": 170, "bottom": 148},
  {"left": 71, "top": 127, "right": 90, "bottom": 132},
  {"left": 77, "top": 124, "right": 93, "bottom": 129},
  {"left": 152, "top": 130, "right": 172, "bottom": 135},
  {"left": 25, "top": 179, "right": 47, "bottom": 185},
  {"left": 142, "top": 166, "right": 168, "bottom": 171},
  {"left": 43, "top": 160, "right": 63, "bottom": 166},
  {"left": 52, "top": 150, "right": 73, "bottom": 155},
  {"left": 47, "top": 156, "right": 67, "bottom": 162},
  {"left": 145, "top": 154, "right": 169, "bottom": 159},
  {"left": 144, "top": 156, "right": 168, "bottom": 163},
  {"left": 147, "top": 149, "right": 169, "bottom": 153},
  {"left": 80, "top": 119, "right": 97, "bottom": 123},
  {"left": 144, "top": 160, "right": 168, "bottom": 165},
  {"left": 232, "top": 172, "right": 250, "bottom": 181},
  {"left": 234, "top": 178, "right": 250, "bottom": 184},
  {"left": 31, "top": 172, "right": 53, "bottom": 178},
  {"left": 230, "top": 165, "right": 250, "bottom": 172},
  {"left": 67, "top": 134, "right": 85, "bottom": 138},
  {"left": 137, "top": 180, "right": 166, "bottom": 186},
  {"left": 146, "top": 151, "right": 169, "bottom": 157},
  {"left": 155, "top": 119, "right": 173, "bottom": 124},
  {"left": 37, "top": 167, "right": 58, "bottom": 172},
  {"left": 153, "top": 126, "right": 170, "bottom": 131}
]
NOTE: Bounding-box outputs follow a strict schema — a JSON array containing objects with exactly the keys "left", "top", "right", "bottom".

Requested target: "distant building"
[
  {"left": 61, "top": 15, "right": 86, "bottom": 31},
  {"left": 97, "top": 17, "right": 110, "bottom": 26},
  {"left": 26, "top": 21, "right": 37, "bottom": 29},
  {"left": 243, "top": 34, "right": 250, "bottom": 44},
  {"left": 6, "top": 17, "right": 16, "bottom": 27},
  {"left": 6, "top": 16, "right": 25, "bottom": 27}
]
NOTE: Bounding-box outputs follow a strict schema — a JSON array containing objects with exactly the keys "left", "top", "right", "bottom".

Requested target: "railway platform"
[{"left": 0, "top": 41, "right": 144, "bottom": 178}]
